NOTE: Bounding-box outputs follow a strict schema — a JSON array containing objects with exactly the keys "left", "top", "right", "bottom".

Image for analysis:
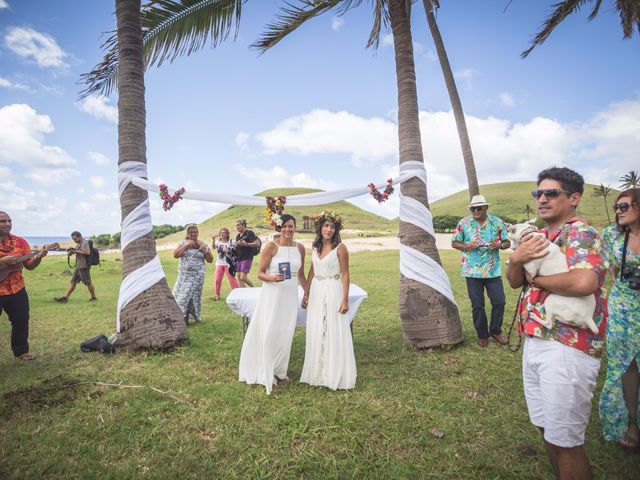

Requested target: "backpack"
[
  {"left": 80, "top": 334, "right": 114, "bottom": 353},
  {"left": 252, "top": 237, "right": 262, "bottom": 257},
  {"left": 88, "top": 240, "right": 100, "bottom": 266}
]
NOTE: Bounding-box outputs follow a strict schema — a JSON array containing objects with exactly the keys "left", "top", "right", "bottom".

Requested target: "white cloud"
[
  {"left": 0, "top": 103, "right": 78, "bottom": 185},
  {"left": 0, "top": 165, "right": 11, "bottom": 178},
  {"left": 248, "top": 98, "right": 640, "bottom": 195},
  {"left": 381, "top": 33, "right": 394, "bottom": 47},
  {"left": 233, "top": 164, "right": 338, "bottom": 191},
  {"left": 331, "top": 16, "right": 344, "bottom": 31},
  {"left": 75, "top": 96, "right": 118, "bottom": 123},
  {"left": 499, "top": 92, "right": 515, "bottom": 107},
  {"left": 413, "top": 41, "right": 424, "bottom": 54},
  {"left": 87, "top": 151, "right": 111, "bottom": 165},
  {"left": 25, "top": 168, "right": 78, "bottom": 186},
  {"left": 89, "top": 176, "right": 105, "bottom": 189},
  {"left": 0, "top": 1, "right": 9, "bottom": 10},
  {"left": 255, "top": 109, "right": 397, "bottom": 164},
  {"left": 454, "top": 68, "right": 478, "bottom": 88},
  {"left": 0, "top": 76, "right": 30, "bottom": 91},
  {"left": 0, "top": 180, "right": 68, "bottom": 222},
  {"left": 4, "top": 27, "right": 68, "bottom": 68}
]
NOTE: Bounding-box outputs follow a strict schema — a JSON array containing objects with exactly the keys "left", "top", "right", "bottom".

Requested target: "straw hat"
[{"left": 468, "top": 195, "right": 490, "bottom": 207}]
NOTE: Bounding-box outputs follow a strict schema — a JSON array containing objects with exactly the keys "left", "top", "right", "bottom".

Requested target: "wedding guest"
[
  {"left": 0, "top": 211, "right": 48, "bottom": 360},
  {"left": 235, "top": 218, "right": 259, "bottom": 288},
  {"left": 212, "top": 227, "right": 239, "bottom": 300},
  {"left": 172, "top": 224, "right": 213, "bottom": 324},
  {"left": 239, "top": 214, "right": 306, "bottom": 394},
  {"left": 54, "top": 231, "right": 97, "bottom": 303},
  {"left": 599, "top": 188, "right": 640, "bottom": 452},
  {"left": 452, "top": 195, "right": 510, "bottom": 347},
  {"left": 301, "top": 211, "right": 356, "bottom": 390},
  {"left": 506, "top": 167, "right": 607, "bottom": 479}
]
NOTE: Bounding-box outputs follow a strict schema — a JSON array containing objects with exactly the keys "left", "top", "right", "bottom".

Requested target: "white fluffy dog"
[{"left": 507, "top": 219, "right": 598, "bottom": 333}]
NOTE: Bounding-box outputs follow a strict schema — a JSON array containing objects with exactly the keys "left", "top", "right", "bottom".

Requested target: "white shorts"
[{"left": 522, "top": 336, "right": 600, "bottom": 448}]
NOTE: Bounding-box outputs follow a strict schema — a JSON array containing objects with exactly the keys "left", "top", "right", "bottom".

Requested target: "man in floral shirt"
[
  {"left": 0, "top": 211, "right": 48, "bottom": 360},
  {"left": 506, "top": 167, "right": 607, "bottom": 480},
  {"left": 452, "top": 195, "right": 511, "bottom": 347}
]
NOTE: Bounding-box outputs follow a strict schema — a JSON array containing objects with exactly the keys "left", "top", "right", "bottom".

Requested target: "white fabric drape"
[
  {"left": 397, "top": 162, "right": 457, "bottom": 308},
  {"left": 116, "top": 161, "right": 167, "bottom": 332},
  {"left": 115, "top": 159, "right": 457, "bottom": 332}
]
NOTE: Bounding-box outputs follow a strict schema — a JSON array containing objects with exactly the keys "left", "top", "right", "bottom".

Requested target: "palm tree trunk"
[
  {"left": 389, "top": 0, "right": 463, "bottom": 348},
  {"left": 115, "top": 0, "right": 187, "bottom": 351},
  {"left": 424, "top": 0, "right": 479, "bottom": 199}
]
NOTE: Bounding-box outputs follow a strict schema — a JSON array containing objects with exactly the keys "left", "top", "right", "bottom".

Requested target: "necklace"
[{"left": 0, "top": 235, "right": 15, "bottom": 253}]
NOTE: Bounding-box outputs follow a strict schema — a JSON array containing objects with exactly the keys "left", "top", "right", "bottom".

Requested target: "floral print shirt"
[
  {"left": 518, "top": 218, "right": 608, "bottom": 357},
  {"left": 452, "top": 214, "right": 509, "bottom": 278},
  {"left": 0, "top": 234, "right": 32, "bottom": 296}
]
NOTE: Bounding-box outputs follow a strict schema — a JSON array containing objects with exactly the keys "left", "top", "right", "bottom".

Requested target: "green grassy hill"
[
  {"left": 431, "top": 181, "right": 618, "bottom": 229},
  {"left": 158, "top": 187, "right": 398, "bottom": 245}
]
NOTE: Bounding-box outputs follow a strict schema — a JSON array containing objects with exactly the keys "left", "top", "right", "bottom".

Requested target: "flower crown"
[
  {"left": 264, "top": 195, "right": 287, "bottom": 228},
  {"left": 312, "top": 211, "right": 344, "bottom": 230}
]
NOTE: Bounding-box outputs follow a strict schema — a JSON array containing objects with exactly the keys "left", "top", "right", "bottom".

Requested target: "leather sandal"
[{"left": 17, "top": 353, "right": 35, "bottom": 361}]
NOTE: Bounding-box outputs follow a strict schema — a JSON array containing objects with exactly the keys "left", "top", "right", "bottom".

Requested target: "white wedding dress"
[
  {"left": 238, "top": 243, "right": 301, "bottom": 394},
  {"left": 300, "top": 245, "right": 357, "bottom": 390}
]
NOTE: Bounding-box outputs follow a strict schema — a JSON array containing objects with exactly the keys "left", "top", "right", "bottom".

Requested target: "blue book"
[{"left": 278, "top": 262, "right": 292, "bottom": 279}]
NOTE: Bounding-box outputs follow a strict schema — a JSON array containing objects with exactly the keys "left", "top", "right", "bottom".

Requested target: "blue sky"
[{"left": 1, "top": 0, "right": 639, "bottom": 236}]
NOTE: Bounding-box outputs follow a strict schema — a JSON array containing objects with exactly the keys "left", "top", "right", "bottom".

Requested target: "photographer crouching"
[
  {"left": 599, "top": 188, "right": 640, "bottom": 453},
  {"left": 54, "top": 231, "right": 97, "bottom": 303}
]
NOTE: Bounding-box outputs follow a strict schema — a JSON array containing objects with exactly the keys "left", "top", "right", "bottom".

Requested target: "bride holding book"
[{"left": 238, "top": 214, "right": 306, "bottom": 394}]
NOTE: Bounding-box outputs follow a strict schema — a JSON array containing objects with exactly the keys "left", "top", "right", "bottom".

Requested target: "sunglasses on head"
[
  {"left": 613, "top": 202, "right": 634, "bottom": 213},
  {"left": 469, "top": 206, "right": 485, "bottom": 212},
  {"left": 531, "top": 189, "right": 571, "bottom": 200}
]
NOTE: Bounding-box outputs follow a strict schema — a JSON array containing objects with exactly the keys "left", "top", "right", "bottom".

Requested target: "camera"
[
  {"left": 622, "top": 264, "right": 640, "bottom": 291},
  {"left": 66, "top": 247, "right": 75, "bottom": 255}
]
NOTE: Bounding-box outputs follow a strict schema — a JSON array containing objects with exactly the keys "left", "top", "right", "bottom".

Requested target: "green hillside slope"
[
  {"left": 158, "top": 187, "right": 398, "bottom": 245},
  {"left": 431, "top": 181, "right": 619, "bottom": 229}
]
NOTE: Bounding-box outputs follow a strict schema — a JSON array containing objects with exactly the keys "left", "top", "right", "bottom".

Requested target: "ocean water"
[{"left": 24, "top": 236, "right": 71, "bottom": 249}]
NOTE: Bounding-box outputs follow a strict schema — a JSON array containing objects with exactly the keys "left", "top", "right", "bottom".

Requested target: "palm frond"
[
  {"left": 522, "top": 0, "right": 640, "bottom": 58},
  {"left": 366, "top": 0, "right": 391, "bottom": 48},
  {"left": 617, "top": 0, "right": 640, "bottom": 38},
  {"left": 80, "top": 0, "right": 243, "bottom": 98},
  {"left": 252, "top": 0, "right": 365, "bottom": 54},
  {"left": 521, "top": 0, "right": 594, "bottom": 58}
]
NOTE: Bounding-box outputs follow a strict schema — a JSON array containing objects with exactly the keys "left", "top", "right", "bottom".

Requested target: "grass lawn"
[{"left": 0, "top": 250, "right": 634, "bottom": 479}]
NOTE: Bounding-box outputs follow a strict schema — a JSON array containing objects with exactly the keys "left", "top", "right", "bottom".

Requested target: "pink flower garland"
[
  {"left": 159, "top": 183, "right": 186, "bottom": 211},
  {"left": 368, "top": 178, "right": 394, "bottom": 203}
]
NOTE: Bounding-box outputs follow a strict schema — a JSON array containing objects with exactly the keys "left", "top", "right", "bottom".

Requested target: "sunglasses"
[
  {"left": 613, "top": 202, "right": 634, "bottom": 213},
  {"left": 469, "top": 206, "right": 485, "bottom": 212},
  {"left": 531, "top": 189, "right": 571, "bottom": 200}
]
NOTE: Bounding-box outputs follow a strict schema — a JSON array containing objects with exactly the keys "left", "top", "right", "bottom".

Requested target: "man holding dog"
[
  {"left": 452, "top": 195, "right": 511, "bottom": 347},
  {"left": 506, "top": 167, "right": 607, "bottom": 480}
]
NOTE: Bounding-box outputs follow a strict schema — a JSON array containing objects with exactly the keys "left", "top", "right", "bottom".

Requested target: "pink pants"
[{"left": 214, "top": 264, "right": 239, "bottom": 295}]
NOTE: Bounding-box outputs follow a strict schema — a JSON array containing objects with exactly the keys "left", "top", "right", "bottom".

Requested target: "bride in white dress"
[
  {"left": 301, "top": 212, "right": 357, "bottom": 390},
  {"left": 239, "top": 214, "right": 306, "bottom": 394}
]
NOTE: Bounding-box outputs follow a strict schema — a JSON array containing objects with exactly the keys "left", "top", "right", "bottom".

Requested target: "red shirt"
[{"left": 0, "top": 234, "right": 32, "bottom": 296}]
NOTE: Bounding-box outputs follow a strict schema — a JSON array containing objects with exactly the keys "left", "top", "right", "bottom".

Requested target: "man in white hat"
[{"left": 452, "top": 194, "right": 511, "bottom": 347}]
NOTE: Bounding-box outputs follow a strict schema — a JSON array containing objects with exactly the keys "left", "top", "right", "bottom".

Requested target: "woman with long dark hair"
[
  {"left": 599, "top": 188, "right": 640, "bottom": 452},
  {"left": 301, "top": 211, "right": 356, "bottom": 390},
  {"left": 239, "top": 214, "right": 306, "bottom": 394}
]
